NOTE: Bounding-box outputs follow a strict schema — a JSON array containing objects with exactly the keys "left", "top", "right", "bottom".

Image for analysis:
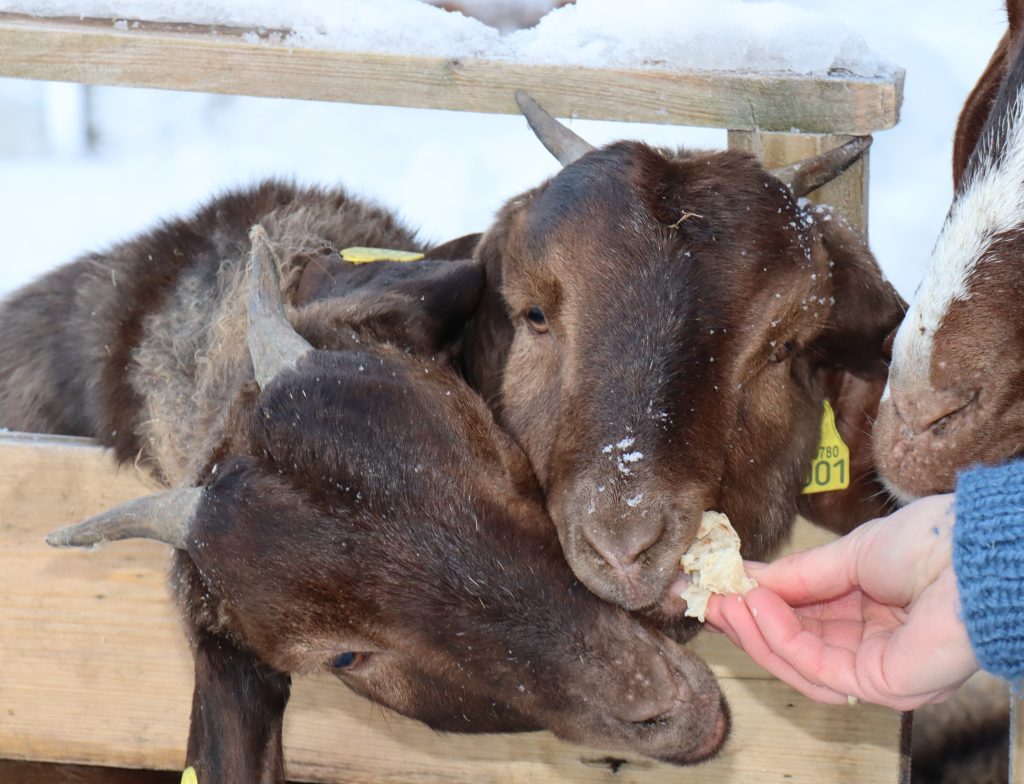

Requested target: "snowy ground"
[{"left": 0, "top": 0, "right": 1009, "bottom": 301}]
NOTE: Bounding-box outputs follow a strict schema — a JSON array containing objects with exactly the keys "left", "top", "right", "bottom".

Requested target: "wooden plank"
[
  {"left": 0, "top": 14, "right": 903, "bottom": 135},
  {"left": 728, "top": 130, "right": 870, "bottom": 235},
  {"left": 0, "top": 433, "right": 901, "bottom": 782}
]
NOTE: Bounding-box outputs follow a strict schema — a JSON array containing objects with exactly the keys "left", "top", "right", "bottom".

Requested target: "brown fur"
[
  {"left": 0, "top": 181, "right": 730, "bottom": 780},
  {"left": 875, "top": 0, "right": 1024, "bottom": 498},
  {"left": 457, "top": 141, "right": 904, "bottom": 610}
]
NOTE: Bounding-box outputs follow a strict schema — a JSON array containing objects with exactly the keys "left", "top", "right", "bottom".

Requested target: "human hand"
[{"left": 705, "top": 494, "right": 979, "bottom": 710}]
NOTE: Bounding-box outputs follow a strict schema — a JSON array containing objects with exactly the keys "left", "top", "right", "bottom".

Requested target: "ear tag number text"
[{"left": 801, "top": 400, "right": 850, "bottom": 494}]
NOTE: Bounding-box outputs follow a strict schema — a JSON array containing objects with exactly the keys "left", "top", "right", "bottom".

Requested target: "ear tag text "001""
[
  {"left": 339, "top": 247, "right": 425, "bottom": 264},
  {"left": 801, "top": 400, "right": 850, "bottom": 494}
]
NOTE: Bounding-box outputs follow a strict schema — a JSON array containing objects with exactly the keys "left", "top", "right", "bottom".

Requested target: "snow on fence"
[{"left": 0, "top": 7, "right": 910, "bottom": 782}]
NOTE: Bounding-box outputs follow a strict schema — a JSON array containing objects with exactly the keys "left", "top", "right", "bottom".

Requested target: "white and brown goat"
[{"left": 875, "top": 0, "right": 1024, "bottom": 498}]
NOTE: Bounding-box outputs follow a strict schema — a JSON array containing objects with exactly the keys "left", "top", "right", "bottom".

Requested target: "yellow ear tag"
[
  {"left": 181, "top": 767, "right": 198, "bottom": 784},
  {"left": 801, "top": 400, "right": 851, "bottom": 494},
  {"left": 339, "top": 247, "right": 425, "bottom": 264}
]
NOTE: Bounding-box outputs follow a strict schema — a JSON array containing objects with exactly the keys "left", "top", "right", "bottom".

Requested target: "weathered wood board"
[
  {"left": 0, "top": 13, "right": 903, "bottom": 135},
  {"left": 0, "top": 432, "right": 903, "bottom": 782}
]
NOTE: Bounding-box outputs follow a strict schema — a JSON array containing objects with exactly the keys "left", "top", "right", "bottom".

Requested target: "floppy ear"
[
  {"left": 185, "top": 628, "right": 291, "bottom": 784},
  {"left": 169, "top": 549, "right": 291, "bottom": 784},
  {"left": 292, "top": 240, "right": 484, "bottom": 359},
  {"left": 796, "top": 214, "right": 906, "bottom": 534}
]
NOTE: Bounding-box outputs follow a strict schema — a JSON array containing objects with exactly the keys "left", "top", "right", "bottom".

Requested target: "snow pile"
[
  {"left": 508, "top": 0, "right": 892, "bottom": 76},
  {"left": 3, "top": 0, "right": 895, "bottom": 77}
]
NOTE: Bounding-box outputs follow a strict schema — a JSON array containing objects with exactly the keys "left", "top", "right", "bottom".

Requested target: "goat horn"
[
  {"left": 770, "top": 136, "right": 872, "bottom": 198},
  {"left": 247, "top": 224, "right": 313, "bottom": 388},
  {"left": 45, "top": 487, "right": 203, "bottom": 550},
  {"left": 515, "top": 90, "right": 595, "bottom": 166}
]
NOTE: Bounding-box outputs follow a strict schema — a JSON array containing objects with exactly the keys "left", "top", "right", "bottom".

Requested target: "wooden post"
[{"left": 727, "top": 130, "right": 870, "bottom": 237}]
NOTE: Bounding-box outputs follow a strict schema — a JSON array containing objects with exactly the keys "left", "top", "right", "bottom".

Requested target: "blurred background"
[{"left": 0, "top": 0, "right": 1008, "bottom": 300}]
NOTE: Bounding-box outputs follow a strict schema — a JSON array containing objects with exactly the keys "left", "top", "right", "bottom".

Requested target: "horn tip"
[{"left": 46, "top": 524, "right": 95, "bottom": 549}]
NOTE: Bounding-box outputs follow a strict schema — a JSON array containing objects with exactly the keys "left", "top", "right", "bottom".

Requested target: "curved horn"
[
  {"left": 247, "top": 224, "right": 313, "bottom": 388},
  {"left": 515, "top": 90, "right": 595, "bottom": 166},
  {"left": 771, "top": 136, "right": 872, "bottom": 198},
  {"left": 46, "top": 487, "right": 203, "bottom": 550}
]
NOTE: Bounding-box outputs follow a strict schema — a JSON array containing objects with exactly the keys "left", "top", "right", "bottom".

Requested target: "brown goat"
[
  {"left": 451, "top": 97, "right": 905, "bottom": 613},
  {"left": 3, "top": 182, "right": 729, "bottom": 781},
  {"left": 874, "top": 0, "right": 1024, "bottom": 500}
]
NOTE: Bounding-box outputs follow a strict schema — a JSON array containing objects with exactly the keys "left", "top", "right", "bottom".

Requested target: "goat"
[
  {"left": 2, "top": 182, "right": 729, "bottom": 781},
  {"left": 456, "top": 95, "right": 904, "bottom": 613},
  {"left": 870, "top": 3, "right": 1024, "bottom": 782},
  {"left": 873, "top": 0, "right": 1024, "bottom": 501}
]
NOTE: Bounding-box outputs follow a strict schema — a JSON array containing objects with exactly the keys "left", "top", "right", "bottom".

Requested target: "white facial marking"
[{"left": 889, "top": 83, "right": 1024, "bottom": 395}]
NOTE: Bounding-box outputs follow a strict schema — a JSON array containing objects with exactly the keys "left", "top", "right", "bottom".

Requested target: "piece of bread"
[{"left": 679, "top": 511, "right": 757, "bottom": 621}]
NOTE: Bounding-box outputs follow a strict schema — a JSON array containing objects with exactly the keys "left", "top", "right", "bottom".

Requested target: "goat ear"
[
  {"left": 796, "top": 213, "right": 905, "bottom": 534},
  {"left": 953, "top": 30, "right": 1009, "bottom": 188},
  {"left": 293, "top": 251, "right": 484, "bottom": 358},
  {"left": 185, "top": 627, "right": 291, "bottom": 782}
]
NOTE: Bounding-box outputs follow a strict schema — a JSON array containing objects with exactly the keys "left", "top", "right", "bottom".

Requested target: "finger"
[
  {"left": 704, "top": 595, "right": 728, "bottom": 633},
  {"left": 751, "top": 533, "right": 866, "bottom": 606},
  {"left": 744, "top": 588, "right": 869, "bottom": 700},
  {"left": 748, "top": 586, "right": 972, "bottom": 711},
  {"left": 718, "top": 590, "right": 849, "bottom": 705}
]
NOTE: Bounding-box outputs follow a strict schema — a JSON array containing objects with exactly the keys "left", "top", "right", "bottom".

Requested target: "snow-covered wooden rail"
[
  {"left": 0, "top": 9, "right": 909, "bottom": 782},
  {"left": 0, "top": 12, "right": 903, "bottom": 232}
]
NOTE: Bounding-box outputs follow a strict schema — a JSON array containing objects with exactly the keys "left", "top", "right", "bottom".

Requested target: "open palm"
[{"left": 706, "top": 495, "right": 979, "bottom": 710}]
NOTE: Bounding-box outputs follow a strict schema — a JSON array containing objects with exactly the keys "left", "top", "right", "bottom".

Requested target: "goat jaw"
[{"left": 46, "top": 486, "right": 202, "bottom": 549}]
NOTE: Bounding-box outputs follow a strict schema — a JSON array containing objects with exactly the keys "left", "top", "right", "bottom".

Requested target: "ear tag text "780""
[{"left": 801, "top": 400, "right": 850, "bottom": 494}]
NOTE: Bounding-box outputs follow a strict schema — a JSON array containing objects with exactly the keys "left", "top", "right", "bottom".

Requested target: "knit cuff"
[{"left": 954, "top": 461, "right": 1024, "bottom": 680}]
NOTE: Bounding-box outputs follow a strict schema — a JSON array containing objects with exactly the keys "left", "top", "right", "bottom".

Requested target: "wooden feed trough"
[{"left": 0, "top": 10, "right": 915, "bottom": 783}]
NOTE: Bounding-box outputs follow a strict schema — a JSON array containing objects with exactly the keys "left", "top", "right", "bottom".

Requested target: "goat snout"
[
  {"left": 580, "top": 501, "right": 667, "bottom": 574},
  {"left": 888, "top": 383, "right": 979, "bottom": 437},
  {"left": 874, "top": 381, "right": 983, "bottom": 499},
  {"left": 608, "top": 650, "right": 683, "bottom": 724},
  {"left": 558, "top": 481, "right": 700, "bottom": 610}
]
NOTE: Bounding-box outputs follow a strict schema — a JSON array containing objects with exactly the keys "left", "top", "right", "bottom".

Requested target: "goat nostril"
[
  {"left": 891, "top": 388, "right": 978, "bottom": 437},
  {"left": 926, "top": 390, "right": 978, "bottom": 436},
  {"left": 583, "top": 515, "right": 666, "bottom": 573}
]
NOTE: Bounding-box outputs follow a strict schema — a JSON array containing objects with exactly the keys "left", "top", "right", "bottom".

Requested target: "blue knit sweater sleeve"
[{"left": 954, "top": 460, "right": 1024, "bottom": 679}]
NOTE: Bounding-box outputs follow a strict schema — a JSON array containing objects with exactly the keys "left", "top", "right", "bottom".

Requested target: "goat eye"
[
  {"left": 331, "top": 651, "right": 369, "bottom": 671},
  {"left": 769, "top": 340, "right": 797, "bottom": 363},
  {"left": 525, "top": 306, "right": 549, "bottom": 334}
]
